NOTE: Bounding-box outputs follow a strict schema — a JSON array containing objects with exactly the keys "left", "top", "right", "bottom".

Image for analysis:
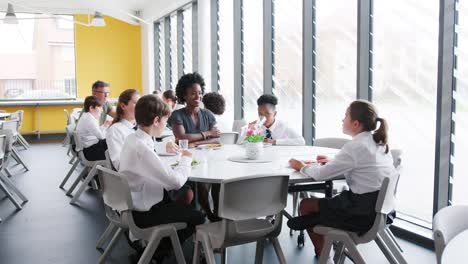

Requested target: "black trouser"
[
  {"left": 132, "top": 191, "right": 205, "bottom": 245},
  {"left": 83, "top": 139, "right": 107, "bottom": 161}
]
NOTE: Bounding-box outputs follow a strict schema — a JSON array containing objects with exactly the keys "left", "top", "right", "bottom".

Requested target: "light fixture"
[
  {"left": 91, "top": 11, "right": 105, "bottom": 27},
  {"left": 4, "top": 3, "right": 18, "bottom": 24}
]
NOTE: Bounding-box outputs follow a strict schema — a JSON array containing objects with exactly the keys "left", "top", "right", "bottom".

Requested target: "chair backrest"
[
  {"left": 220, "top": 132, "right": 239, "bottom": 145},
  {"left": 313, "top": 137, "right": 350, "bottom": 149},
  {"left": 64, "top": 109, "right": 71, "bottom": 125},
  {"left": 9, "top": 111, "right": 20, "bottom": 121},
  {"left": 0, "top": 134, "right": 7, "bottom": 161},
  {"left": 1, "top": 120, "right": 19, "bottom": 137},
  {"left": 97, "top": 165, "right": 133, "bottom": 212},
  {"left": 433, "top": 205, "right": 468, "bottom": 263},
  {"left": 104, "top": 150, "right": 115, "bottom": 170},
  {"left": 218, "top": 175, "right": 289, "bottom": 221},
  {"left": 390, "top": 149, "right": 402, "bottom": 169},
  {"left": 232, "top": 119, "right": 247, "bottom": 134},
  {"left": 73, "top": 131, "right": 84, "bottom": 152}
]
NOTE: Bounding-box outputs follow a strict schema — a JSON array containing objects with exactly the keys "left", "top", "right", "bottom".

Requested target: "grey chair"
[
  {"left": 96, "top": 165, "right": 187, "bottom": 264},
  {"left": 59, "top": 130, "right": 84, "bottom": 190},
  {"left": 9, "top": 110, "right": 30, "bottom": 150},
  {"left": 219, "top": 132, "right": 239, "bottom": 145},
  {"left": 433, "top": 205, "right": 468, "bottom": 264},
  {"left": 66, "top": 131, "right": 107, "bottom": 204},
  {"left": 0, "top": 120, "right": 29, "bottom": 171},
  {"left": 314, "top": 177, "right": 406, "bottom": 264},
  {"left": 192, "top": 174, "right": 289, "bottom": 264},
  {"left": 0, "top": 131, "right": 28, "bottom": 221}
]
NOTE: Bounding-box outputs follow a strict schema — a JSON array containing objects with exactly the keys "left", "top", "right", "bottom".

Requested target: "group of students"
[{"left": 74, "top": 73, "right": 398, "bottom": 263}]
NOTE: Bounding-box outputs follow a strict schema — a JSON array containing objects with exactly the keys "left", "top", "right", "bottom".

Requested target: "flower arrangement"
[{"left": 244, "top": 127, "right": 265, "bottom": 143}]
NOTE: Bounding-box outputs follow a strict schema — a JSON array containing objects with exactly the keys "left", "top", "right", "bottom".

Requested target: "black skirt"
[{"left": 288, "top": 190, "right": 379, "bottom": 235}]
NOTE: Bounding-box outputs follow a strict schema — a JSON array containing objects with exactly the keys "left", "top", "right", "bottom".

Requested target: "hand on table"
[
  {"left": 165, "top": 141, "right": 180, "bottom": 154},
  {"left": 263, "top": 138, "right": 276, "bottom": 145},
  {"left": 208, "top": 127, "right": 221, "bottom": 138},
  {"left": 289, "top": 159, "right": 305, "bottom": 171}
]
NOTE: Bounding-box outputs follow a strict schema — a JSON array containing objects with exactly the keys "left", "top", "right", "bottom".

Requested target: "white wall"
[{"left": 140, "top": 0, "right": 212, "bottom": 94}]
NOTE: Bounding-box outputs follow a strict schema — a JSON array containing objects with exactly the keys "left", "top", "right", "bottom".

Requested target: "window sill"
[{"left": 390, "top": 217, "right": 435, "bottom": 250}]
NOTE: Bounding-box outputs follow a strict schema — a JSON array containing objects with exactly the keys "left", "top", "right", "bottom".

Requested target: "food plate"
[
  {"left": 228, "top": 155, "right": 273, "bottom": 163},
  {"left": 158, "top": 152, "right": 178, "bottom": 157},
  {"left": 171, "top": 160, "right": 200, "bottom": 167},
  {"left": 197, "top": 143, "right": 223, "bottom": 150}
]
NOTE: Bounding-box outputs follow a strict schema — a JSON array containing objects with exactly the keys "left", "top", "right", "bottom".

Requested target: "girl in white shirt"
[
  {"left": 287, "top": 100, "right": 398, "bottom": 258},
  {"left": 75, "top": 96, "right": 109, "bottom": 161},
  {"left": 119, "top": 95, "right": 204, "bottom": 250}
]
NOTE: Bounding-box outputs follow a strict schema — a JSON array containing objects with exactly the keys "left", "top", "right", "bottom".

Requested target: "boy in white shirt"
[
  {"left": 287, "top": 100, "right": 398, "bottom": 258},
  {"left": 119, "top": 95, "right": 204, "bottom": 256},
  {"left": 75, "top": 96, "right": 109, "bottom": 161}
]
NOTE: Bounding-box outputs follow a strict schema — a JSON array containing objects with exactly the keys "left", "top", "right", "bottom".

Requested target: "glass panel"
[
  {"left": 315, "top": 0, "right": 357, "bottom": 139},
  {"left": 183, "top": 7, "right": 193, "bottom": 74},
  {"left": 242, "top": 0, "right": 263, "bottom": 122},
  {"left": 218, "top": 0, "right": 235, "bottom": 126},
  {"left": 452, "top": 1, "right": 468, "bottom": 205},
  {"left": 273, "top": 0, "right": 303, "bottom": 134},
  {"left": 159, "top": 21, "right": 166, "bottom": 90},
  {"left": 0, "top": 14, "right": 76, "bottom": 99},
  {"left": 373, "top": 0, "right": 439, "bottom": 223},
  {"left": 170, "top": 15, "right": 178, "bottom": 89}
]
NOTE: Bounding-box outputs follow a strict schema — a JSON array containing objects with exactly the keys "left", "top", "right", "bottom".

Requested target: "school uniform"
[
  {"left": 287, "top": 131, "right": 398, "bottom": 235},
  {"left": 75, "top": 112, "right": 108, "bottom": 161},
  {"left": 119, "top": 129, "right": 204, "bottom": 242},
  {"left": 238, "top": 119, "right": 306, "bottom": 145},
  {"left": 106, "top": 119, "right": 135, "bottom": 170}
]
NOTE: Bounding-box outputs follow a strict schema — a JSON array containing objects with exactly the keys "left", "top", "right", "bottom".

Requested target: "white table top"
[
  {"left": 161, "top": 144, "right": 339, "bottom": 184},
  {"left": 442, "top": 229, "right": 468, "bottom": 264}
]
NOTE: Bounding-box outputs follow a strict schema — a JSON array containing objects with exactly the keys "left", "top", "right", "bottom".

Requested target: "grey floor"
[{"left": 0, "top": 140, "right": 436, "bottom": 264}]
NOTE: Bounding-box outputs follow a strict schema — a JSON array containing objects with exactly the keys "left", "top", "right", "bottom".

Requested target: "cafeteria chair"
[
  {"left": 219, "top": 132, "right": 239, "bottom": 145},
  {"left": 96, "top": 165, "right": 187, "bottom": 264},
  {"left": 192, "top": 174, "right": 289, "bottom": 264},
  {"left": 0, "top": 120, "right": 29, "bottom": 171},
  {"left": 9, "top": 110, "right": 30, "bottom": 150},
  {"left": 433, "top": 205, "right": 468, "bottom": 264}
]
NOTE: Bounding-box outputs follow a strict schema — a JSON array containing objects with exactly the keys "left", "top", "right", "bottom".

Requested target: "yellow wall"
[
  {"left": 74, "top": 15, "right": 142, "bottom": 97},
  {"left": 2, "top": 16, "right": 142, "bottom": 135}
]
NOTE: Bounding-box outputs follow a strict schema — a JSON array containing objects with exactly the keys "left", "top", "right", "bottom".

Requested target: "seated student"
[
  {"left": 163, "top": 89, "right": 184, "bottom": 111},
  {"left": 202, "top": 92, "right": 231, "bottom": 132},
  {"left": 169, "top": 72, "right": 221, "bottom": 222},
  {"left": 76, "top": 96, "right": 109, "bottom": 161},
  {"left": 287, "top": 100, "right": 398, "bottom": 259},
  {"left": 119, "top": 95, "right": 204, "bottom": 256},
  {"left": 241, "top": 94, "right": 305, "bottom": 145}
]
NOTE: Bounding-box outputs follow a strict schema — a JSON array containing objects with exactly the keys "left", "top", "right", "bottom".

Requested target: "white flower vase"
[{"left": 245, "top": 142, "right": 264, "bottom": 160}]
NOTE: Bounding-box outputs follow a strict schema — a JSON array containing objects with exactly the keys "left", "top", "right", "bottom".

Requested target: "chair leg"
[
  {"left": 12, "top": 148, "right": 29, "bottom": 171},
  {"left": 290, "top": 192, "right": 299, "bottom": 236},
  {"left": 0, "top": 178, "right": 22, "bottom": 209},
  {"left": 68, "top": 154, "right": 76, "bottom": 165},
  {"left": 96, "top": 223, "right": 117, "bottom": 249},
  {"left": 4, "top": 168, "right": 13, "bottom": 178},
  {"left": 318, "top": 236, "right": 334, "bottom": 264},
  {"left": 192, "top": 241, "right": 201, "bottom": 264},
  {"left": 17, "top": 136, "right": 29, "bottom": 150},
  {"left": 386, "top": 228, "right": 404, "bottom": 252},
  {"left": 270, "top": 237, "right": 286, "bottom": 264},
  {"left": 255, "top": 239, "right": 265, "bottom": 264},
  {"left": 199, "top": 233, "right": 216, "bottom": 264},
  {"left": 138, "top": 233, "right": 162, "bottom": 264},
  {"left": 60, "top": 159, "right": 80, "bottom": 189},
  {"left": 0, "top": 173, "right": 27, "bottom": 202},
  {"left": 66, "top": 167, "right": 88, "bottom": 196},
  {"left": 342, "top": 239, "right": 365, "bottom": 264},
  {"left": 376, "top": 230, "right": 408, "bottom": 264},
  {"left": 333, "top": 242, "right": 346, "bottom": 264},
  {"left": 70, "top": 165, "right": 98, "bottom": 204},
  {"left": 220, "top": 247, "right": 227, "bottom": 264},
  {"left": 18, "top": 134, "right": 30, "bottom": 148},
  {"left": 169, "top": 228, "right": 187, "bottom": 264},
  {"left": 98, "top": 227, "right": 123, "bottom": 264}
]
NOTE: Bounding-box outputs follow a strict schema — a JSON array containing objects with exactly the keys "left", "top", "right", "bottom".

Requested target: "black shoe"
[{"left": 287, "top": 214, "right": 320, "bottom": 231}]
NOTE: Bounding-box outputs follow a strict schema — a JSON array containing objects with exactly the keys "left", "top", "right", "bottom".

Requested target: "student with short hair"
[
  {"left": 202, "top": 92, "right": 230, "bottom": 132},
  {"left": 75, "top": 96, "right": 109, "bottom": 161},
  {"left": 162, "top": 89, "right": 184, "bottom": 111},
  {"left": 287, "top": 100, "right": 398, "bottom": 259},
  {"left": 119, "top": 95, "right": 204, "bottom": 253}
]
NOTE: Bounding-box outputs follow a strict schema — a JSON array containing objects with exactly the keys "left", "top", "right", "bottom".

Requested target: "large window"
[
  {"left": 372, "top": 0, "right": 439, "bottom": 223},
  {"left": 183, "top": 7, "right": 193, "bottom": 74},
  {"left": 170, "top": 15, "right": 178, "bottom": 88},
  {"left": 314, "top": 0, "right": 357, "bottom": 139},
  {"left": 0, "top": 14, "right": 76, "bottom": 100},
  {"left": 452, "top": 0, "right": 468, "bottom": 205},
  {"left": 273, "top": 0, "right": 303, "bottom": 134},
  {"left": 242, "top": 0, "right": 263, "bottom": 122},
  {"left": 218, "top": 0, "right": 235, "bottom": 126}
]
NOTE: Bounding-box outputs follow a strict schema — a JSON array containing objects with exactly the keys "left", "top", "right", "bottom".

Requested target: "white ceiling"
[{"left": 0, "top": 0, "right": 168, "bottom": 24}]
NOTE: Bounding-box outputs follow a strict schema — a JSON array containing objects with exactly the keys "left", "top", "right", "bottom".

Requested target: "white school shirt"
[
  {"left": 75, "top": 112, "right": 106, "bottom": 148},
  {"left": 261, "top": 120, "right": 305, "bottom": 146},
  {"left": 214, "top": 114, "right": 231, "bottom": 133},
  {"left": 106, "top": 119, "right": 135, "bottom": 170},
  {"left": 119, "top": 129, "right": 192, "bottom": 211},
  {"left": 300, "top": 131, "right": 398, "bottom": 195}
]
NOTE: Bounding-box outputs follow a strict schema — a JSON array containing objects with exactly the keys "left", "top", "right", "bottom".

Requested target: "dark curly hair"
[
  {"left": 257, "top": 94, "right": 278, "bottom": 107},
  {"left": 175, "top": 72, "right": 205, "bottom": 104},
  {"left": 203, "top": 92, "right": 226, "bottom": 115}
]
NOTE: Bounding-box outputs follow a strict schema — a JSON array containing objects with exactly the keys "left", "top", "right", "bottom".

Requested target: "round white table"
[
  {"left": 442, "top": 229, "right": 468, "bottom": 264},
  {"left": 161, "top": 144, "right": 339, "bottom": 184}
]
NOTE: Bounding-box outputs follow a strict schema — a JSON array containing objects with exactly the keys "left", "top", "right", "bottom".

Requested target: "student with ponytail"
[{"left": 287, "top": 100, "right": 398, "bottom": 259}]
